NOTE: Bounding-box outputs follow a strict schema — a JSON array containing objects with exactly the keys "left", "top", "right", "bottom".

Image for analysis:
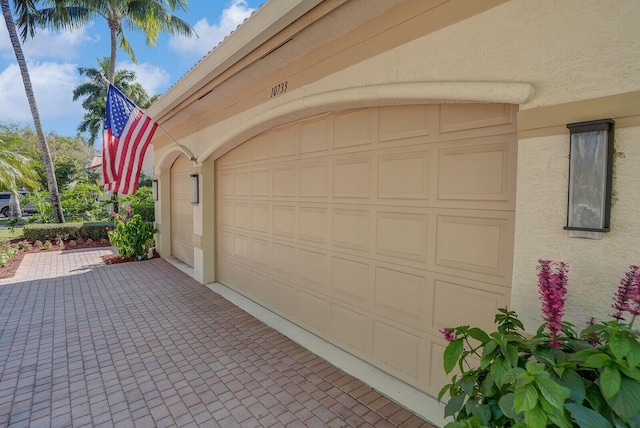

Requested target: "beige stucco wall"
[{"left": 512, "top": 126, "right": 640, "bottom": 330}]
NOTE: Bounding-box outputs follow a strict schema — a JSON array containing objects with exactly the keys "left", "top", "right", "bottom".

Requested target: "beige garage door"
[
  {"left": 215, "top": 104, "right": 517, "bottom": 397},
  {"left": 171, "top": 155, "right": 194, "bottom": 267}
]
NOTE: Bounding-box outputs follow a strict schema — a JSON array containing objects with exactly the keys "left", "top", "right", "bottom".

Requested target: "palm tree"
[
  {"left": 22, "top": 0, "right": 196, "bottom": 83},
  {"left": 73, "top": 57, "right": 154, "bottom": 143},
  {"left": 1, "top": 0, "right": 65, "bottom": 222},
  {"left": 0, "top": 136, "right": 40, "bottom": 219}
]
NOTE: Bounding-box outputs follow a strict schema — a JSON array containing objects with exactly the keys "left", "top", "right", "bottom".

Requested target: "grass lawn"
[{"left": 0, "top": 218, "right": 24, "bottom": 242}]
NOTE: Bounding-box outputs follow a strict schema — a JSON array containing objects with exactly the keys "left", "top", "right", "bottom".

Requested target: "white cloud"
[
  {"left": 0, "top": 61, "right": 83, "bottom": 125},
  {"left": 116, "top": 60, "right": 171, "bottom": 95},
  {"left": 0, "top": 19, "right": 97, "bottom": 61},
  {"left": 168, "top": 0, "right": 255, "bottom": 58}
]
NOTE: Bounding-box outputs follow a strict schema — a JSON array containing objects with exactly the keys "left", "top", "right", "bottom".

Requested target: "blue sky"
[{"left": 0, "top": 0, "right": 265, "bottom": 146}]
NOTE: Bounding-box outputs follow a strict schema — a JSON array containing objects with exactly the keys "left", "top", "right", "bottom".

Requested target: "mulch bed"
[{"left": 1, "top": 238, "right": 157, "bottom": 280}]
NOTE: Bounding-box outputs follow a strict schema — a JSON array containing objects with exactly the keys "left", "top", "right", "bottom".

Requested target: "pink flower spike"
[
  {"left": 537, "top": 260, "right": 568, "bottom": 348},
  {"left": 440, "top": 328, "right": 455, "bottom": 342},
  {"left": 612, "top": 265, "right": 640, "bottom": 320}
]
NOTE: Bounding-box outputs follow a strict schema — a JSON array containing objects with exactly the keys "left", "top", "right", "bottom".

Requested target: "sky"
[{"left": 0, "top": 0, "right": 266, "bottom": 147}]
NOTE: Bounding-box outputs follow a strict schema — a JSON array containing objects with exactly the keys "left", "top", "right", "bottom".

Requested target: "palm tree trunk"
[
  {"left": 108, "top": 20, "right": 118, "bottom": 83},
  {"left": 8, "top": 190, "right": 22, "bottom": 220},
  {"left": 1, "top": 0, "right": 65, "bottom": 223}
]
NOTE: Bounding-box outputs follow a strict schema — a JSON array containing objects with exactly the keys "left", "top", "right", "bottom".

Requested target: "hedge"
[{"left": 23, "top": 222, "right": 113, "bottom": 242}]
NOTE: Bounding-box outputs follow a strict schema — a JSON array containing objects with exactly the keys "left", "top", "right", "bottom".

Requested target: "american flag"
[{"left": 102, "top": 84, "right": 157, "bottom": 195}]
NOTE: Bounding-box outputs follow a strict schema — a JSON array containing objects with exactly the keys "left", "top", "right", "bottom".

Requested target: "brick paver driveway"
[{"left": 0, "top": 248, "right": 435, "bottom": 427}]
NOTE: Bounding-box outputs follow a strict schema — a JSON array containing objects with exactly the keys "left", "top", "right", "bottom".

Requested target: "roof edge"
[{"left": 148, "top": 0, "right": 323, "bottom": 122}]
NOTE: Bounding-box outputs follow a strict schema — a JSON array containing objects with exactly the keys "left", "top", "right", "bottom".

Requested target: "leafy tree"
[
  {"left": 0, "top": 135, "right": 40, "bottom": 219},
  {"left": 1, "top": 0, "right": 65, "bottom": 222},
  {"left": 1, "top": 123, "right": 95, "bottom": 191},
  {"left": 73, "top": 57, "right": 155, "bottom": 143}
]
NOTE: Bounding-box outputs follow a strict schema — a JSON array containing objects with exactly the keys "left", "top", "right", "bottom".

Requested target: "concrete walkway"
[{"left": 0, "top": 248, "right": 437, "bottom": 427}]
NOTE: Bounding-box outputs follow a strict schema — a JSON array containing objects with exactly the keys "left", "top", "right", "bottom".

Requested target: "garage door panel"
[
  {"left": 216, "top": 104, "right": 516, "bottom": 396},
  {"left": 298, "top": 248, "right": 330, "bottom": 292},
  {"left": 440, "top": 103, "right": 514, "bottom": 134},
  {"left": 438, "top": 141, "right": 512, "bottom": 202},
  {"left": 272, "top": 205, "right": 296, "bottom": 238},
  {"left": 299, "top": 290, "right": 330, "bottom": 335},
  {"left": 332, "top": 209, "right": 370, "bottom": 252},
  {"left": 251, "top": 203, "right": 270, "bottom": 233},
  {"left": 234, "top": 203, "right": 249, "bottom": 229},
  {"left": 334, "top": 109, "right": 374, "bottom": 149},
  {"left": 299, "top": 161, "right": 329, "bottom": 197},
  {"left": 271, "top": 126, "right": 298, "bottom": 159},
  {"left": 379, "top": 105, "right": 431, "bottom": 142},
  {"left": 377, "top": 151, "right": 429, "bottom": 199},
  {"left": 299, "top": 207, "right": 329, "bottom": 244},
  {"left": 432, "top": 279, "right": 509, "bottom": 334},
  {"left": 333, "top": 157, "right": 372, "bottom": 198},
  {"left": 251, "top": 169, "right": 270, "bottom": 196},
  {"left": 376, "top": 211, "right": 428, "bottom": 263},
  {"left": 434, "top": 212, "right": 512, "bottom": 281},
  {"left": 373, "top": 320, "right": 421, "bottom": 382},
  {"left": 331, "top": 255, "right": 371, "bottom": 305},
  {"left": 272, "top": 166, "right": 297, "bottom": 197},
  {"left": 330, "top": 303, "right": 371, "bottom": 355},
  {"left": 300, "top": 115, "right": 332, "bottom": 154},
  {"left": 374, "top": 265, "right": 429, "bottom": 329},
  {"left": 271, "top": 242, "right": 297, "bottom": 282}
]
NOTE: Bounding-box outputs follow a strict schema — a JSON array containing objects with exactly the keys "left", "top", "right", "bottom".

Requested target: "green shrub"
[
  {"left": 439, "top": 261, "right": 640, "bottom": 428},
  {"left": 60, "top": 182, "right": 110, "bottom": 221},
  {"left": 122, "top": 186, "right": 155, "bottom": 222},
  {"left": 23, "top": 222, "right": 112, "bottom": 242},
  {"left": 108, "top": 213, "right": 155, "bottom": 259},
  {"left": 0, "top": 244, "right": 18, "bottom": 268}
]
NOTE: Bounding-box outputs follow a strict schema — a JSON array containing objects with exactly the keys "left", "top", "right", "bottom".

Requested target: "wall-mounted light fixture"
[
  {"left": 190, "top": 174, "right": 199, "bottom": 205},
  {"left": 564, "top": 119, "right": 614, "bottom": 233},
  {"left": 152, "top": 179, "right": 159, "bottom": 202}
]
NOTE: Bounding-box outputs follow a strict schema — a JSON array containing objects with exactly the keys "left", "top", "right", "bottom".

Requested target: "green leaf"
[
  {"left": 525, "top": 405, "right": 547, "bottom": 428},
  {"left": 600, "top": 366, "right": 621, "bottom": 400},
  {"left": 629, "top": 338, "right": 640, "bottom": 368},
  {"left": 490, "top": 356, "right": 507, "bottom": 386},
  {"left": 607, "top": 375, "right": 640, "bottom": 421},
  {"left": 556, "top": 368, "right": 586, "bottom": 404},
  {"left": 502, "top": 367, "right": 527, "bottom": 386},
  {"left": 498, "top": 393, "right": 519, "bottom": 419},
  {"left": 525, "top": 360, "right": 545, "bottom": 375},
  {"left": 505, "top": 344, "right": 519, "bottom": 368},
  {"left": 535, "top": 374, "right": 571, "bottom": 410},
  {"left": 467, "top": 327, "right": 491, "bottom": 344},
  {"left": 609, "top": 334, "right": 631, "bottom": 361},
  {"left": 444, "top": 394, "right": 466, "bottom": 418},
  {"left": 472, "top": 404, "right": 492, "bottom": 426},
  {"left": 514, "top": 383, "right": 538, "bottom": 412},
  {"left": 444, "top": 338, "right": 464, "bottom": 374},
  {"left": 480, "top": 372, "right": 494, "bottom": 397},
  {"left": 583, "top": 353, "right": 612, "bottom": 368},
  {"left": 460, "top": 376, "right": 475, "bottom": 395},
  {"left": 565, "top": 403, "right": 613, "bottom": 428}
]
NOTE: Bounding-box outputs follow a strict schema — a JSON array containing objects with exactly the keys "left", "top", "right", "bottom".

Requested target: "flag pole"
[
  {"left": 155, "top": 124, "right": 198, "bottom": 164},
  {"left": 100, "top": 74, "right": 198, "bottom": 164}
]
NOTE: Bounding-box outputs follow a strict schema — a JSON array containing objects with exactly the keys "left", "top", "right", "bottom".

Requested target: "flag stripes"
[{"left": 102, "top": 84, "right": 157, "bottom": 195}]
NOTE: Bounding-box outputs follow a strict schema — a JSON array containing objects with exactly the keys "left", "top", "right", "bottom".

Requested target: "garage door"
[
  {"left": 215, "top": 104, "right": 517, "bottom": 396},
  {"left": 171, "top": 155, "right": 194, "bottom": 267}
]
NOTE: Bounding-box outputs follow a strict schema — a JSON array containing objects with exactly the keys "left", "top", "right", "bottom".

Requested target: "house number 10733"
[{"left": 271, "top": 81, "right": 288, "bottom": 97}]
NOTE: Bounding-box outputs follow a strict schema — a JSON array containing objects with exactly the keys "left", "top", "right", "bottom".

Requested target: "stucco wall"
[{"left": 511, "top": 126, "right": 640, "bottom": 331}]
